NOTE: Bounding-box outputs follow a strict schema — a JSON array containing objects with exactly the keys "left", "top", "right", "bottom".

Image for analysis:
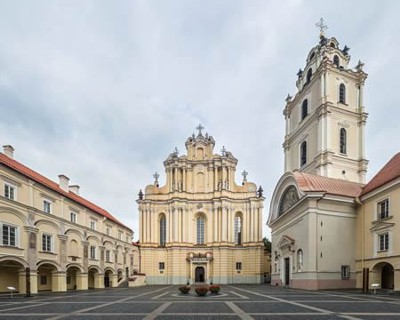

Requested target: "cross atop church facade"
[
  {"left": 153, "top": 172, "right": 160, "bottom": 183},
  {"left": 196, "top": 124, "right": 204, "bottom": 136},
  {"left": 242, "top": 170, "right": 248, "bottom": 180},
  {"left": 315, "top": 17, "right": 328, "bottom": 37}
]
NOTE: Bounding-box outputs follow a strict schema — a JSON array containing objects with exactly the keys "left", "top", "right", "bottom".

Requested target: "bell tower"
[{"left": 283, "top": 19, "right": 368, "bottom": 183}]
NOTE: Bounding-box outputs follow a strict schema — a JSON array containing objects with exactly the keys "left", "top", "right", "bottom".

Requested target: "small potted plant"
[
  {"left": 195, "top": 286, "right": 209, "bottom": 296},
  {"left": 179, "top": 285, "right": 191, "bottom": 294},
  {"left": 209, "top": 284, "right": 221, "bottom": 294}
]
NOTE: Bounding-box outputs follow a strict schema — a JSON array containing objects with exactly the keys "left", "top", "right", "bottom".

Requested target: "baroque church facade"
[
  {"left": 268, "top": 29, "right": 369, "bottom": 289},
  {"left": 138, "top": 127, "right": 265, "bottom": 284}
]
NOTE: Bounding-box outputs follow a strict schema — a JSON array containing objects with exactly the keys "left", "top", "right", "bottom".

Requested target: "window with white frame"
[
  {"left": 105, "top": 249, "right": 111, "bottom": 262},
  {"left": 1, "top": 223, "right": 18, "bottom": 247},
  {"left": 341, "top": 265, "right": 350, "bottom": 279},
  {"left": 196, "top": 217, "right": 205, "bottom": 245},
  {"left": 70, "top": 212, "right": 77, "bottom": 223},
  {"left": 90, "top": 220, "right": 96, "bottom": 231},
  {"left": 90, "top": 245, "right": 96, "bottom": 259},
  {"left": 43, "top": 200, "right": 51, "bottom": 214},
  {"left": 234, "top": 216, "right": 242, "bottom": 245},
  {"left": 379, "top": 233, "right": 389, "bottom": 251},
  {"left": 4, "top": 183, "right": 16, "bottom": 200},
  {"left": 378, "top": 199, "right": 389, "bottom": 220},
  {"left": 42, "top": 234, "right": 53, "bottom": 252}
]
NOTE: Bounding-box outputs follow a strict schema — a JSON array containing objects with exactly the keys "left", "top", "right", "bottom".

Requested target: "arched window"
[
  {"left": 309, "top": 52, "right": 315, "bottom": 61},
  {"left": 234, "top": 215, "right": 242, "bottom": 245},
  {"left": 333, "top": 55, "right": 339, "bottom": 67},
  {"left": 300, "top": 141, "right": 307, "bottom": 167},
  {"left": 159, "top": 215, "right": 166, "bottom": 246},
  {"left": 339, "top": 84, "right": 346, "bottom": 104},
  {"left": 340, "top": 128, "right": 347, "bottom": 154},
  {"left": 196, "top": 217, "right": 205, "bottom": 245},
  {"left": 306, "top": 68, "right": 312, "bottom": 84},
  {"left": 301, "top": 99, "right": 308, "bottom": 120}
]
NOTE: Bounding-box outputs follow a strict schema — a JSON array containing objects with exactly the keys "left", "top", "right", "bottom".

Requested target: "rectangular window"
[
  {"left": 105, "top": 250, "right": 111, "bottom": 262},
  {"left": 42, "top": 234, "right": 52, "bottom": 252},
  {"left": 126, "top": 235, "right": 130, "bottom": 242},
  {"left": 90, "top": 221, "right": 96, "bottom": 231},
  {"left": 378, "top": 199, "right": 389, "bottom": 220},
  {"left": 379, "top": 233, "right": 389, "bottom": 251},
  {"left": 106, "top": 227, "right": 111, "bottom": 236},
  {"left": 43, "top": 200, "right": 51, "bottom": 214},
  {"left": 90, "top": 246, "right": 96, "bottom": 259},
  {"left": 2, "top": 224, "right": 17, "bottom": 247},
  {"left": 40, "top": 276, "right": 47, "bottom": 285},
  {"left": 4, "top": 183, "right": 16, "bottom": 200},
  {"left": 70, "top": 212, "right": 77, "bottom": 223},
  {"left": 236, "top": 262, "right": 242, "bottom": 271},
  {"left": 341, "top": 265, "right": 350, "bottom": 279},
  {"left": 159, "top": 262, "right": 165, "bottom": 270},
  {"left": 118, "top": 231, "right": 122, "bottom": 240},
  {"left": 66, "top": 276, "right": 71, "bottom": 284}
]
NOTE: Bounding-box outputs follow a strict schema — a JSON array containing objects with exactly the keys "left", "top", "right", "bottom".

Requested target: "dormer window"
[
  {"left": 306, "top": 69, "right": 312, "bottom": 84},
  {"left": 301, "top": 99, "right": 308, "bottom": 120},
  {"left": 333, "top": 55, "right": 339, "bottom": 68},
  {"left": 339, "top": 84, "right": 346, "bottom": 104},
  {"left": 330, "top": 42, "right": 336, "bottom": 48}
]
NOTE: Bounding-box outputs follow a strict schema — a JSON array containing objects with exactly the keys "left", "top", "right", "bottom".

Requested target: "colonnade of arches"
[{"left": 0, "top": 256, "right": 127, "bottom": 294}]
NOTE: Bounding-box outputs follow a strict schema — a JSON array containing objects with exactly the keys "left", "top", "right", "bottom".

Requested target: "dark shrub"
[
  {"left": 179, "top": 286, "right": 191, "bottom": 294},
  {"left": 209, "top": 284, "right": 220, "bottom": 294}
]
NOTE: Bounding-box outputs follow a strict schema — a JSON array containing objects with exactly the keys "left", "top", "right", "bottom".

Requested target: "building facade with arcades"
[{"left": 138, "top": 126, "right": 265, "bottom": 284}]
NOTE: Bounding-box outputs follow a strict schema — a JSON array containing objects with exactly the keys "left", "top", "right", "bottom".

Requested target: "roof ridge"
[{"left": 0, "top": 153, "right": 132, "bottom": 231}]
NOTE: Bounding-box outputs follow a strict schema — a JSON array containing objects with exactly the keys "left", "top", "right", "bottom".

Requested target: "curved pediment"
[{"left": 268, "top": 172, "right": 304, "bottom": 225}]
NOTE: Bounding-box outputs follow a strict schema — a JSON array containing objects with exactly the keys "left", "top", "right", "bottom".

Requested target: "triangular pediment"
[
  {"left": 370, "top": 221, "right": 395, "bottom": 232},
  {"left": 277, "top": 235, "right": 295, "bottom": 249}
]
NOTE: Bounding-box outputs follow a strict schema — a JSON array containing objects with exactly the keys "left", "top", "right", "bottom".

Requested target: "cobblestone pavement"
[{"left": 1, "top": 285, "right": 400, "bottom": 319}]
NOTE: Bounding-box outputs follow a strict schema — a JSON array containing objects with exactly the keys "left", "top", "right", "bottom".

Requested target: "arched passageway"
[{"left": 0, "top": 259, "right": 26, "bottom": 293}]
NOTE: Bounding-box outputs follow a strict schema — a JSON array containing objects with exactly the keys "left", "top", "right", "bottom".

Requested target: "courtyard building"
[
  {"left": 138, "top": 127, "right": 265, "bottom": 284},
  {"left": 356, "top": 153, "right": 400, "bottom": 291},
  {"left": 0, "top": 145, "right": 139, "bottom": 294}
]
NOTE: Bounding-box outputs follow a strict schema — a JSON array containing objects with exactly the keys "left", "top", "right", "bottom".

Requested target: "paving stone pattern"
[{"left": 0, "top": 285, "right": 400, "bottom": 319}]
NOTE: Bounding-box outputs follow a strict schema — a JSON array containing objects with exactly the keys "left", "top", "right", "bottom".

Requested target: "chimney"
[
  {"left": 3, "top": 145, "right": 14, "bottom": 159},
  {"left": 58, "top": 174, "right": 70, "bottom": 192},
  {"left": 69, "top": 185, "right": 80, "bottom": 195}
]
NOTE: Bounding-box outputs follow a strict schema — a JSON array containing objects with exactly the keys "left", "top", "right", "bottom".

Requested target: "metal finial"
[
  {"left": 315, "top": 17, "right": 328, "bottom": 37},
  {"left": 242, "top": 170, "right": 248, "bottom": 180},
  {"left": 153, "top": 172, "right": 160, "bottom": 183}
]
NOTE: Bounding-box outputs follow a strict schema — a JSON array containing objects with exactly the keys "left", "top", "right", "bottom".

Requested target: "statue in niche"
[
  {"left": 297, "top": 249, "right": 303, "bottom": 270},
  {"left": 177, "top": 181, "right": 182, "bottom": 192},
  {"left": 224, "top": 180, "right": 229, "bottom": 189},
  {"left": 172, "top": 182, "right": 175, "bottom": 191},
  {"left": 217, "top": 181, "right": 222, "bottom": 191}
]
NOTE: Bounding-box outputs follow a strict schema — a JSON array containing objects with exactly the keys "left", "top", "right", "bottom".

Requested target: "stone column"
[
  {"left": 82, "top": 240, "right": 89, "bottom": 271},
  {"left": 58, "top": 234, "right": 68, "bottom": 271},
  {"left": 76, "top": 273, "right": 88, "bottom": 290},
  {"left": 52, "top": 271, "right": 67, "bottom": 292},
  {"left": 99, "top": 246, "right": 105, "bottom": 270},
  {"left": 24, "top": 225, "right": 38, "bottom": 270}
]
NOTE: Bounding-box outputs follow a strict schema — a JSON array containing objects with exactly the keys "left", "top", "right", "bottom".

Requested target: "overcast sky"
[{"left": 1, "top": 0, "right": 399, "bottom": 240}]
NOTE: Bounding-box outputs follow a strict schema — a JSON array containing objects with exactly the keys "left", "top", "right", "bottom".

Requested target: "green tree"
[{"left": 262, "top": 237, "right": 271, "bottom": 252}]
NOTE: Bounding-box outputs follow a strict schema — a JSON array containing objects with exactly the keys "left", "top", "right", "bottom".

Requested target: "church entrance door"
[
  {"left": 195, "top": 266, "right": 205, "bottom": 283},
  {"left": 284, "top": 258, "right": 290, "bottom": 286}
]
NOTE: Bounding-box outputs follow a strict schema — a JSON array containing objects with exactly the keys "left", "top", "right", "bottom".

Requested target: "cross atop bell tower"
[
  {"left": 282, "top": 23, "right": 368, "bottom": 183},
  {"left": 315, "top": 17, "right": 328, "bottom": 37}
]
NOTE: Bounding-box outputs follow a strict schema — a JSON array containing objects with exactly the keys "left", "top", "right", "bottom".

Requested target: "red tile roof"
[
  {"left": 361, "top": 152, "right": 400, "bottom": 196},
  {"left": 0, "top": 152, "right": 132, "bottom": 232},
  {"left": 294, "top": 171, "right": 364, "bottom": 198}
]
